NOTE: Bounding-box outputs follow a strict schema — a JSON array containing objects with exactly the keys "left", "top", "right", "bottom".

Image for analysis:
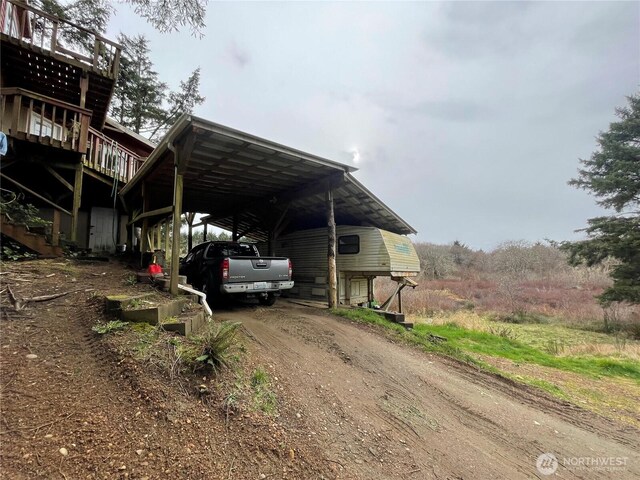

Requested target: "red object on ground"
[{"left": 148, "top": 263, "right": 162, "bottom": 275}]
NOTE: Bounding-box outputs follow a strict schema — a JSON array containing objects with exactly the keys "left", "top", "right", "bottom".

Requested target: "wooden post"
[
  {"left": 326, "top": 189, "right": 338, "bottom": 308},
  {"left": 203, "top": 222, "right": 208, "bottom": 242},
  {"left": 164, "top": 218, "right": 170, "bottom": 257},
  {"left": 398, "top": 288, "right": 403, "bottom": 314},
  {"left": 170, "top": 172, "right": 183, "bottom": 295},
  {"left": 140, "top": 182, "right": 149, "bottom": 253},
  {"left": 51, "top": 208, "right": 61, "bottom": 246},
  {"left": 70, "top": 162, "right": 83, "bottom": 242},
  {"left": 79, "top": 75, "right": 89, "bottom": 108}
]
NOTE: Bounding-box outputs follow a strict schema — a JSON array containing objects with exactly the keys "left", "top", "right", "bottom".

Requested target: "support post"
[
  {"left": 326, "top": 189, "right": 338, "bottom": 308},
  {"left": 140, "top": 182, "right": 150, "bottom": 253},
  {"left": 164, "top": 218, "right": 170, "bottom": 257},
  {"left": 203, "top": 222, "right": 208, "bottom": 242},
  {"left": 79, "top": 74, "right": 89, "bottom": 108},
  {"left": 70, "top": 162, "right": 83, "bottom": 242},
  {"left": 398, "top": 288, "right": 403, "bottom": 314},
  {"left": 170, "top": 171, "right": 183, "bottom": 296},
  {"left": 51, "top": 208, "right": 60, "bottom": 246}
]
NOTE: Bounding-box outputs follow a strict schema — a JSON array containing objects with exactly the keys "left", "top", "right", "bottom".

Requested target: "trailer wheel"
[{"left": 258, "top": 293, "right": 276, "bottom": 306}]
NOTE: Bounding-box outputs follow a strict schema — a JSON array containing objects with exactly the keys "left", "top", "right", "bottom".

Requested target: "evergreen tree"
[
  {"left": 110, "top": 34, "right": 167, "bottom": 135},
  {"left": 563, "top": 93, "right": 640, "bottom": 304},
  {"left": 125, "top": 0, "right": 207, "bottom": 36},
  {"left": 147, "top": 67, "right": 205, "bottom": 141}
]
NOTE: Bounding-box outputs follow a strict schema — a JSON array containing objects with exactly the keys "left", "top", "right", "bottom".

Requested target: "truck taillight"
[
  {"left": 221, "top": 258, "right": 229, "bottom": 280},
  {"left": 288, "top": 259, "right": 292, "bottom": 278}
]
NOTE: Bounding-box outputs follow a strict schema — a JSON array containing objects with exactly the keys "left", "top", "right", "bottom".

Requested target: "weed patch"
[{"left": 92, "top": 320, "right": 129, "bottom": 334}]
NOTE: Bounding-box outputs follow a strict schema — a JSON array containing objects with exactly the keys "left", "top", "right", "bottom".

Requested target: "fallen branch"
[
  {"left": 5, "top": 288, "right": 82, "bottom": 311},
  {"left": 25, "top": 291, "right": 77, "bottom": 303},
  {"left": 6, "top": 285, "right": 22, "bottom": 310}
]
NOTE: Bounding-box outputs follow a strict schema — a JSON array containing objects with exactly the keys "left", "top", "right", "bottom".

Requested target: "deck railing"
[
  {"left": 85, "top": 127, "right": 145, "bottom": 183},
  {"left": 1, "top": 87, "right": 91, "bottom": 152},
  {"left": 0, "top": 0, "right": 121, "bottom": 78}
]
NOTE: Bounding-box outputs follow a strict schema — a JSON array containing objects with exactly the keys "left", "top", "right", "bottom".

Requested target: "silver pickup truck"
[{"left": 179, "top": 241, "right": 294, "bottom": 306}]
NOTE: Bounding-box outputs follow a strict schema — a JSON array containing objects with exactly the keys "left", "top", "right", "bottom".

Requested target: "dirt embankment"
[{"left": 1, "top": 259, "right": 639, "bottom": 479}]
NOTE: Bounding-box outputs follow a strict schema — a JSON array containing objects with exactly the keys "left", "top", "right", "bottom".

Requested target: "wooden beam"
[
  {"left": 203, "top": 222, "right": 208, "bottom": 242},
  {"left": 71, "top": 162, "right": 83, "bottom": 242},
  {"left": 326, "top": 188, "right": 338, "bottom": 308},
  {"left": 83, "top": 165, "right": 114, "bottom": 187},
  {"left": 43, "top": 165, "right": 73, "bottom": 191},
  {"left": 0, "top": 174, "right": 73, "bottom": 216},
  {"left": 201, "top": 172, "right": 346, "bottom": 225},
  {"left": 128, "top": 206, "right": 173, "bottom": 225},
  {"left": 176, "top": 131, "right": 197, "bottom": 175},
  {"left": 140, "top": 182, "right": 150, "bottom": 252},
  {"left": 170, "top": 172, "right": 184, "bottom": 295}
]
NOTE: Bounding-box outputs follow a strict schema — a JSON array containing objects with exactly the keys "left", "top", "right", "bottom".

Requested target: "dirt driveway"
[
  {"left": 1, "top": 259, "right": 638, "bottom": 479},
  {"left": 217, "top": 301, "right": 640, "bottom": 479}
]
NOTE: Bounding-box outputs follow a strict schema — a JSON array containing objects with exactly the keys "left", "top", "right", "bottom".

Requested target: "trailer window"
[{"left": 338, "top": 235, "right": 360, "bottom": 254}]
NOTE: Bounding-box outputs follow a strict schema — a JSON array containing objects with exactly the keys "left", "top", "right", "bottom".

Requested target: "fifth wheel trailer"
[{"left": 270, "top": 225, "right": 420, "bottom": 305}]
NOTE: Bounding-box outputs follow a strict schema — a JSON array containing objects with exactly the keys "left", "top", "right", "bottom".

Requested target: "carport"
[{"left": 119, "top": 114, "right": 416, "bottom": 306}]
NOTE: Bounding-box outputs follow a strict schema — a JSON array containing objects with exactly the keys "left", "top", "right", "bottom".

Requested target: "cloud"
[{"left": 227, "top": 41, "right": 250, "bottom": 68}]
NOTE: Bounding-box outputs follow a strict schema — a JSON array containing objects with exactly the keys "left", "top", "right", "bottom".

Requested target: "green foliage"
[
  {"left": 1, "top": 237, "right": 37, "bottom": 261},
  {"left": 125, "top": 0, "right": 207, "bottom": 35},
  {"left": 181, "top": 321, "right": 242, "bottom": 373},
  {"left": 111, "top": 34, "right": 167, "bottom": 135},
  {"left": 250, "top": 367, "right": 277, "bottom": 414},
  {"left": 1, "top": 195, "right": 50, "bottom": 227},
  {"left": 149, "top": 67, "right": 205, "bottom": 140},
  {"left": 563, "top": 93, "right": 640, "bottom": 305},
  {"left": 92, "top": 320, "right": 129, "bottom": 334},
  {"left": 111, "top": 34, "right": 204, "bottom": 139},
  {"left": 331, "top": 308, "right": 640, "bottom": 381}
]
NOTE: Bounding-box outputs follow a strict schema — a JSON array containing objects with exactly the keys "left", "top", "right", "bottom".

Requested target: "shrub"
[{"left": 182, "top": 321, "right": 242, "bottom": 373}]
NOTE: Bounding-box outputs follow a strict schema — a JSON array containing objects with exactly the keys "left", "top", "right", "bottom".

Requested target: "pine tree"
[
  {"left": 563, "top": 93, "right": 640, "bottom": 304},
  {"left": 147, "top": 68, "right": 205, "bottom": 140},
  {"left": 110, "top": 34, "right": 167, "bottom": 135}
]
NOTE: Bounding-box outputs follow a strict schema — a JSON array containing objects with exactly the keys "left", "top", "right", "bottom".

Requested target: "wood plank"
[
  {"left": 0, "top": 172, "right": 72, "bottom": 216},
  {"left": 170, "top": 173, "right": 184, "bottom": 295},
  {"left": 70, "top": 162, "right": 83, "bottom": 242},
  {"left": 43, "top": 164, "right": 73, "bottom": 191}
]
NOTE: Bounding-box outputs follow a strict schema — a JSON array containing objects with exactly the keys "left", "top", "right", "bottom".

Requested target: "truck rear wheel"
[{"left": 258, "top": 293, "right": 276, "bottom": 306}]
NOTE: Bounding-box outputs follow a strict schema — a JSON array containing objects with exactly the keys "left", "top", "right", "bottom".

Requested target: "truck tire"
[{"left": 258, "top": 293, "right": 277, "bottom": 306}]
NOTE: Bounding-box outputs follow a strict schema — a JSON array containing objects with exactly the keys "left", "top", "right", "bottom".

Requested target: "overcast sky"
[{"left": 108, "top": 1, "right": 639, "bottom": 250}]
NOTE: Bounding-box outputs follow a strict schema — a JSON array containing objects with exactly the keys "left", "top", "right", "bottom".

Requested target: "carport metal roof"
[{"left": 120, "top": 114, "right": 417, "bottom": 241}]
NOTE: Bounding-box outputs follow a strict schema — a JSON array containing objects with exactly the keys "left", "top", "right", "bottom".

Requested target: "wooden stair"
[{"left": 0, "top": 215, "right": 64, "bottom": 257}]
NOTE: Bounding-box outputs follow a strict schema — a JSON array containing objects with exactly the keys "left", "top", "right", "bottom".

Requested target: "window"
[
  {"left": 338, "top": 235, "right": 359, "bottom": 255},
  {"left": 30, "top": 113, "right": 63, "bottom": 140},
  {"left": 205, "top": 242, "right": 257, "bottom": 258}
]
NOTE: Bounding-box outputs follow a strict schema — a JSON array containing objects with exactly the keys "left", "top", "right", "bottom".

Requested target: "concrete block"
[
  {"left": 383, "top": 312, "right": 405, "bottom": 323},
  {"left": 162, "top": 311, "right": 207, "bottom": 336},
  {"left": 105, "top": 293, "right": 154, "bottom": 315}
]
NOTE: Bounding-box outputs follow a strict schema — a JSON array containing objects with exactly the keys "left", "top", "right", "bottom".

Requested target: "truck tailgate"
[{"left": 226, "top": 257, "right": 290, "bottom": 283}]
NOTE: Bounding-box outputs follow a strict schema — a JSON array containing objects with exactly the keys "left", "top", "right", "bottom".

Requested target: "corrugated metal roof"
[{"left": 120, "top": 114, "right": 417, "bottom": 239}]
